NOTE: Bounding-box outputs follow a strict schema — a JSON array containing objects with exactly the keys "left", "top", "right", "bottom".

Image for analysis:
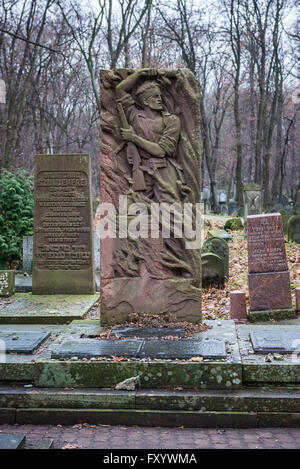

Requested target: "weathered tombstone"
[
  {"left": 23, "top": 236, "right": 33, "bottom": 273},
  {"left": 202, "top": 252, "right": 225, "bottom": 289},
  {"left": 202, "top": 237, "right": 229, "bottom": 281},
  {"left": 228, "top": 200, "right": 238, "bottom": 215},
  {"left": 278, "top": 208, "right": 289, "bottom": 235},
  {"left": 288, "top": 214, "right": 300, "bottom": 243},
  {"left": 207, "top": 229, "right": 232, "bottom": 242},
  {"left": 0, "top": 79, "right": 5, "bottom": 104},
  {"left": 243, "top": 183, "right": 262, "bottom": 230},
  {"left": 221, "top": 205, "right": 228, "bottom": 216},
  {"left": 0, "top": 271, "right": 15, "bottom": 297},
  {"left": 100, "top": 69, "right": 202, "bottom": 324},
  {"left": 32, "top": 154, "right": 95, "bottom": 294},
  {"left": 247, "top": 213, "right": 295, "bottom": 321}
]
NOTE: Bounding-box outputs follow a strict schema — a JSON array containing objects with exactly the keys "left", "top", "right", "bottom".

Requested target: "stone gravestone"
[
  {"left": 243, "top": 183, "right": 262, "bottom": 235},
  {"left": 100, "top": 69, "right": 202, "bottom": 324},
  {"left": 32, "top": 154, "right": 95, "bottom": 294},
  {"left": 23, "top": 236, "right": 33, "bottom": 273},
  {"left": 0, "top": 79, "right": 5, "bottom": 104},
  {"left": 288, "top": 214, "right": 300, "bottom": 243},
  {"left": 201, "top": 252, "right": 225, "bottom": 289},
  {"left": 0, "top": 271, "right": 15, "bottom": 297},
  {"left": 202, "top": 237, "right": 229, "bottom": 282},
  {"left": 247, "top": 213, "right": 295, "bottom": 321}
]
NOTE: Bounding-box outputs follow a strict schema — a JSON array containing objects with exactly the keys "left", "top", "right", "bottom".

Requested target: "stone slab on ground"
[
  {"left": 250, "top": 331, "right": 300, "bottom": 354},
  {"left": 15, "top": 274, "right": 100, "bottom": 293},
  {"left": 0, "top": 293, "right": 99, "bottom": 324},
  {"left": 52, "top": 339, "right": 143, "bottom": 359},
  {"left": 142, "top": 339, "right": 226, "bottom": 359},
  {"left": 0, "top": 331, "right": 50, "bottom": 354},
  {"left": 25, "top": 438, "right": 54, "bottom": 449},
  {"left": 0, "top": 433, "right": 26, "bottom": 449},
  {"left": 238, "top": 323, "right": 300, "bottom": 383},
  {"left": 51, "top": 338, "right": 226, "bottom": 359},
  {"left": 111, "top": 327, "right": 185, "bottom": 338}
]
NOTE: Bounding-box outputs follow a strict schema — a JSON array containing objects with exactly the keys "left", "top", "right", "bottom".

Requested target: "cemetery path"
[{"left": 0, "top": 424, "right": 299, "bottom": 449}]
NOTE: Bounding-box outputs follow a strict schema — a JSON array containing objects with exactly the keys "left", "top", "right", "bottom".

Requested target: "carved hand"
[{"left": 120, "top": 126, "right": 136, "bottom": 143}]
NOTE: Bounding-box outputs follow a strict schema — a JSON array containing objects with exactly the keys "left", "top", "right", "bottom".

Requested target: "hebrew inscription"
[{"left": 35, "top": 171, "right": 91, "bottom": 270}]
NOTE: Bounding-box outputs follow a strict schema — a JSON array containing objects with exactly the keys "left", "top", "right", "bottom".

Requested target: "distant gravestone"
[
  {"left": 32, "top": 154, "right": 95, "bottom": 294},
  {"left": 247, "top": 213, "right": 295, "bottom": 321},
  {"left": 0, "top": 79, "right": 5, "bottom": 104},
  {"left": 0, "top": 271, "right": 15, "bottom": 297},
  {"left": 243, "top": 183, "right": 263, "bottom": 219},
  {"left": 278, "top": 209, "right": 289, "bottom": 235},
  {"left": 23, "top": 236, "right": 33, "bottom": 273},
  {"left": 288, "top": 214, "right": 300, "bottom": 243},
  {"left": 207, "top": 229, "right": 232, "bottom": 242},
  {"left": 202, "top": 237, "right": 229, "bottom": 281},
  {"left": 202, "top": 252, "right": 225, "bottom": 289}
]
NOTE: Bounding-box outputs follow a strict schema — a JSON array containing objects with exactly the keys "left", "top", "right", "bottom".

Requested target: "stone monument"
[
  {"left": 247, "top": 213, "right": 295, "bottom": 321},
  {"left": 32, "top": 154, "right": 95, "bottom": 294},
  {"left": 243, "top": 183, "right": 262, "bottom": 234},
  {"left": 0, "top": 271, "right": 15, "bottom": 297},
  {"left": 288, "top": 214, "right": 300, "bottom": 243},
  {"left": 100, "top": 68, "right": 202, "bottom": 324}
]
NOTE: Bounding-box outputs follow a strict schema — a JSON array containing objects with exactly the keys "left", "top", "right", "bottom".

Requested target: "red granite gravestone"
[
  {"left": 32, "top": 154, "right": 95, "bottom": 294},
  {"left": 247, "top": 213, "right": 295, "bottom": 321}
]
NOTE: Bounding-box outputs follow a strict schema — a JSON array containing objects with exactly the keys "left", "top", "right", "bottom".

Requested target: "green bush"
[
  {"left": 0, "top": 169, "right": 34, "bottom": 269},
  {"left": 224, "top": 218, "right": 243, "bottom": 231}
]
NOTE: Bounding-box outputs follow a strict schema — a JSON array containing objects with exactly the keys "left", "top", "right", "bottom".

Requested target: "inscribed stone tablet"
[
  {"left": 247, "top": 213, "right": 288, "bottom": 273},
  {"left": 250, "top": 331, "right": 300, "bottom": 354},
  {"left": 32, "top": 154, "right": 95, "bottom": 294},
  {"left": 0, "top": 271, "right": 15, "bottom": 297}
]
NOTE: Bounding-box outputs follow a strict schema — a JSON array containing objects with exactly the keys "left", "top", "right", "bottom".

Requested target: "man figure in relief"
[{"left": 116, "top": 69, "right": 185, "bottom": 203}]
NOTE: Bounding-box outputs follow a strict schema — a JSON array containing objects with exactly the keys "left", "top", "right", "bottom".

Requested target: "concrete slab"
[
  {"left": 0, "top": 293, "right": 99, "bottom": 324},
  {"left": 51, "top": 337, "right": 226, "bottom": 360},
  {"left": 0, "top": 331, "right": 50, "bottom": 354},
  {"left": 250, "top": 331, "right": 300, "bottom": 354},
  {"left": 0, "top": 433, "right": 25, "bottom": 449}
]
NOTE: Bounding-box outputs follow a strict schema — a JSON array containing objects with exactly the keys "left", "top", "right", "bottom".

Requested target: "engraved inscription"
[
  {"left": 35, "top": 171, "right": 92, "bottom": 270},
  {"left": 247, "top": 215, "right": 288, "bottom": 273},
  {"left": 0, "top": 272, "right": 9, "bottom": 295}
]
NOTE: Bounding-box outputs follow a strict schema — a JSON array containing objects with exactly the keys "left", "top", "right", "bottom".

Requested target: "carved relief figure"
[{"left": 116, "top": 69, "right": 186, "bottom": 204}]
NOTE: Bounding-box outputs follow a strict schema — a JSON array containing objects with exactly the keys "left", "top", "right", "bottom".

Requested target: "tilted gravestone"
[
  {"left": 202, "top": 237, "right": 229, "bottom": 282},
  {"left": 100, "top": 69, "right": 202, "bottom": 324},
  {"left": 32, "top": 154, "right": 95, "bottom": 294},
  {"left": 0, "top": 271, "right": 15, "bottom": 297},
  {"left": 247, "top": 213, "right": 295, "bottom": 321},
  {"left": 201, "top": 252, "right": 225, "bottom": 289},
  {"left": 288, "top": 214, "right": 300, "bottom": 243}
]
